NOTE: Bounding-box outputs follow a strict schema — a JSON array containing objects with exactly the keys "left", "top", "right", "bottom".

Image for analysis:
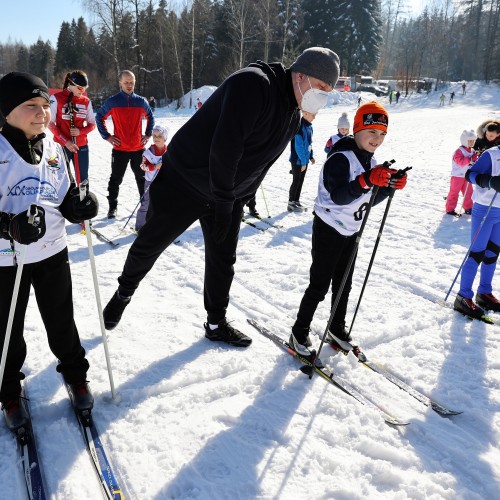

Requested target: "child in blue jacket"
[{"left": 288, "top": 111, "right": 315, "bottom": 212}]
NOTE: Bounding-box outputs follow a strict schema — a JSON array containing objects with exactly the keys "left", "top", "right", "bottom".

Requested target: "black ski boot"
[
  {"left": 1, "top": 396, "right": 29, "bottom": 432},
  {"left": 326, "top": 321, "right": 353, "bottom": 352},
  {"left": 107, "top": 197, "right": 118, "bottom": 219},
  {"left": 289, "top": 323, "right": 313, "bottom": 356},
  {"left": 103, "top": 290, "right": 131, "bottom": 330},
  {"left": 204, "top": 319, "right": 252, "bottom": 347},
  {"left": 475, "top": 292, "right": 500, "bottom": 312},
  {"left": 454, "top": 293, "right": 485, "bottom": 319},
  {"left": 66, "top": 381, "right": 94, "bottom": 412}
]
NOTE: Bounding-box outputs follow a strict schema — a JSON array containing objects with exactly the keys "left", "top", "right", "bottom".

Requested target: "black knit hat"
[
  {"left": 290, "top": 47, "right": 340, "bottom": 88},
  {"left": 0, "top": 72, "right": 50, "bottom": 118}
]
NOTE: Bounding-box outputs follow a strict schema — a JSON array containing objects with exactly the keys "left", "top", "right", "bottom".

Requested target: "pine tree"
[{"left": 303, "top": 0, "right": 383, "bottom": 75}]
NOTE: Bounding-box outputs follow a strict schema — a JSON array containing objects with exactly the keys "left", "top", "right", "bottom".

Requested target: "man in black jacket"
[{"left": 103, "top": 47, "right": 340, "bottom": 347}]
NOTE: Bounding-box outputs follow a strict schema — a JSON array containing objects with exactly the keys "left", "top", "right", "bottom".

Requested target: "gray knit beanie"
[
  {"left": 290, "top": 47, "right": 340, "bottom": 88},
  {"left": 337, "top": 112, "right": 350, "bottom": 129}
]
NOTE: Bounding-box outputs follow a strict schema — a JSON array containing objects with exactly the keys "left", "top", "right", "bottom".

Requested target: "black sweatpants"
[
  {"left": 107, "top": 149, "right": 145, "bottom": 207},
  {"left": 289, "top": 163, "right": 308, "bottom": 202},
  {"left": 296, "top": 215, "right": 357, "bottom": 329},
  {"left": 117, "top": 168, "right": 243, "bottom": 325},
  {"left": 0, "top": 248, "right": 89, "bottom": 401}
]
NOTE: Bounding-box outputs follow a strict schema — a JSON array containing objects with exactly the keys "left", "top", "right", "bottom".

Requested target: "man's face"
[
  {"left": 6, "top": 97, "right": 50, "bottom": 139},
  {"left": 119, "top": 75, "right": 136, "bottom": 94},
  {"left": 293, "top": 73, "right": 333, "bottom": 109},
  {"left": 354, "top": 128, "right": 386, "bottom": 153}
]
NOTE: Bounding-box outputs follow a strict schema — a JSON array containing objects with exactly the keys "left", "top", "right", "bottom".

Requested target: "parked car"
[{"left": 356, "top": 84, "right": 388, "bottom": 97}]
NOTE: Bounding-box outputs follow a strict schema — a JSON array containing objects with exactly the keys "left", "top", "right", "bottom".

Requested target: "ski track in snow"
[{"left": 1, "top": 82, "right": 500, "bottom": 499}]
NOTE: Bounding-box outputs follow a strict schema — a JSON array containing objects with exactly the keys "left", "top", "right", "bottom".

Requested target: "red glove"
[
  {"left": 389, "top": 173, "right": 407, "bottom": 190},
  {"left": 358, "top": 165, "right": 395, "bottom": 188}
]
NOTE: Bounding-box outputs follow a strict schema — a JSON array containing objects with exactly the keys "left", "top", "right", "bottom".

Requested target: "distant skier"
[
  {"left": 462, "top": 81, "right": 467, "bottom": 95},
  {"left": 449, "top": 91, "right": 455, "bottom": 104},
  {"left": 439, "top": 93, "right": 445, "bottom": 106},
  {"left": 395, "top": 91, "right": 400, "bottom": 104}
]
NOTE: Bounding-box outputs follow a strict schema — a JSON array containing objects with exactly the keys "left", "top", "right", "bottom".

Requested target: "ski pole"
[
  {"left": 120, "top": 168, "right": 159, "bottom": 233},
  {"left": 348, "top": 166, "right": 412, "bottom": 337},
  {"left": 444, "top": 191, "right": 498, "bottom": 302},
  {"left": 260, "top": 184, "right": 271, "bottom": 218},
  {"left": 69, "top": 118, "right": 117, "bottom": 400},
  {"left": 0, "top": 204, "right": 37, "bottom": 393}
]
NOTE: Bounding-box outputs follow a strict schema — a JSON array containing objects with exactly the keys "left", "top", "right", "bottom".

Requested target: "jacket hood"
[{"left": 476, "top": 119, "right": 500, "bottom": 139}]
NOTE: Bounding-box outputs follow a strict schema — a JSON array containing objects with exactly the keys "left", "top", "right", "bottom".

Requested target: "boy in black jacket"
[{"left": 290, "top": 102, "right": 408, "bottom": 355}]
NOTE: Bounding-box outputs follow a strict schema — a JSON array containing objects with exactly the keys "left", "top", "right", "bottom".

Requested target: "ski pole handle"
[
  {"left": 392, "top": 166, "right": 412, "bottom": 179},
  {"left": 79, "top": 179, "right": 89, "bottom": 202},
  {"left": 27, "top": 203, "right": 38, "bottom": 225}
]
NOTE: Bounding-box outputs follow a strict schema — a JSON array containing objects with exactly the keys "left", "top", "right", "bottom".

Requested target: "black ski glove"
[
  {"left": 473, "top": 173, "right": 500, "bottom": 191},
  {"left": 59, "top": 189, "right": 99, "bottom": 223},
  {"left": 212, "top": 202, "right": 233, "bottom": 244},
  {"left": 7, "top": 206, "right": 46, "bottom": 244}
]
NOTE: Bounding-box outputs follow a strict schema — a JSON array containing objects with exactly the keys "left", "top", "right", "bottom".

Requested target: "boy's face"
[
  {"left": 152, "top": 131, "right": 166, "bottom": 148},
  {"left": 354, "top": 128, "right": 386, "bottom": 153},
  {"left": 6, "top": 96, "right": 50, "bottom": 139},
  {"left": 338, "top": 127, "right": 349, "bottom": 136}
]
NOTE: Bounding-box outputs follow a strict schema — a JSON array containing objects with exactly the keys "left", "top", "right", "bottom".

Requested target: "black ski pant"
[
  {"left": 117, "top": 169, "right": 243, "bottom": 325},
  {"left": 289, "top": 163, "right": 308, "bottom": 202},
  {"left": 0, "top": 248, "right": 89, "bottom": 401},
  {"left": 296, "top": 215, "right": 357, "bottom": 330},
  {"left": 107, "top": 149, "right": 145, "bottom": 209}
]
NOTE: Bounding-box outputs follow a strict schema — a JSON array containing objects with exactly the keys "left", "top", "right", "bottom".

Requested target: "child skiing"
[
  {"left": 289, "top": 102, "right": 408, "bottom": 355},
  {"left": 324, "top": 112, "right": 350, "bottom": 157},
  {"left": 49, "top": 70, "right": 96, "bottom": 183},
  {"left": 454, "top": 141, "right": 500, "bottom": 317},
  {"left": 445, "top": 130, "right": 477, "bottom": 216},
  {"left": 0, "top": 72, "right": 98, "bottom": 432},
  {"left": 288, "top": 111, "right": 315, "bottom": 212},
  {"left": 135, "top": 125, "right": 169, "bottom": 232}
]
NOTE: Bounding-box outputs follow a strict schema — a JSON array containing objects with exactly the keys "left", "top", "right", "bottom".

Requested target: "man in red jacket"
[{"left": 96, "top": 70, "right": 155, "bottom": 218}]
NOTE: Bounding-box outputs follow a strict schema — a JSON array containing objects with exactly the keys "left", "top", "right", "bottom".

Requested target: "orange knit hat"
[{"left": 353, "top": 102, "right": 389, "bottom": 134}]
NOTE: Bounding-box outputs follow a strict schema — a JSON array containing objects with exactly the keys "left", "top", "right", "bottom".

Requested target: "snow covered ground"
[{"left": 1, "top": 81, "right": 500, "bottom": 499}]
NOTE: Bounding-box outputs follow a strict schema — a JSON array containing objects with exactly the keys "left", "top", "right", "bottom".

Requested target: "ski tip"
[
  {"left": 431, "top": 402, "right": 463, "bottom": 416},
  {"left": 385, "top": 418, "right": 410, "bottom": 427}
]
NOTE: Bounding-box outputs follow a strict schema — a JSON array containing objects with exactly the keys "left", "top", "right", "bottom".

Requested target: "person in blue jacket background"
[
  {"left": 455, "top": 142, "right": 500, "bottom": 318},
  {"left": 288, "top": 111, "right": 316, "bottom": 212}
]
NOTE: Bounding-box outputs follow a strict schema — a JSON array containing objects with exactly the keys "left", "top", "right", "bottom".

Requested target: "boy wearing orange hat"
[{"left": 290, "top": 102, "right": 408, "bottom": 355}]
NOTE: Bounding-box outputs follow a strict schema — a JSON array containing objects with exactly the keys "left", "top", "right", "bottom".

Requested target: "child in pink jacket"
[{"left": 446, "top": 130, "right": 478, "bottom": 215}]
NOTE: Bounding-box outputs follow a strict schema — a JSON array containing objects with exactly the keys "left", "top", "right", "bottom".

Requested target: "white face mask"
[{"left": 298, "top": 76, "right": 330, "bottom": 114}]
